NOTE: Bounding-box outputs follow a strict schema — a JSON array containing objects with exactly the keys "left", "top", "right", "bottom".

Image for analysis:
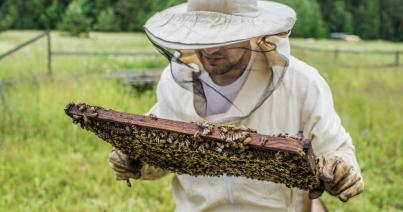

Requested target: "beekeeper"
[{"left": 108, "top": 0, "right": 364, "bottom": 211}]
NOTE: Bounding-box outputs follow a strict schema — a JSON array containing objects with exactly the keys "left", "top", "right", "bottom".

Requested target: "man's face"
[{"left": 196, "top": 41, "right": 251, "bottom": 76}]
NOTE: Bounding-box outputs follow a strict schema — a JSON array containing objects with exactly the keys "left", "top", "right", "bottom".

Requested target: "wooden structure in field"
[{"left": 65, "top": 102, "right": 320, "bottom": 190}]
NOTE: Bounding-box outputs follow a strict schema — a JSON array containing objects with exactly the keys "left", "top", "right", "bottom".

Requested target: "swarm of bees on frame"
[{"left": 66, "top": 103, "right": 320, "bottom": 190}]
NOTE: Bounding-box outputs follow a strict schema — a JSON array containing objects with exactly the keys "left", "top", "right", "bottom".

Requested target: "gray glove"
[
  {"left": 108, "top": 148, "right": 143, "bottom": 181},
  {"left": 309, "top": 153, "right": 364, "bottom": 202}
]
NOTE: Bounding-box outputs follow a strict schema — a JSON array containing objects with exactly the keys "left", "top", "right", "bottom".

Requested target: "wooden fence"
[
  {"left": 0, "top": 30, "right": 162, "bottom": 75},
  {"left": 1, "top": 30, "right": 402, "bottom": 120},
  {"left": 292, "top": 44, "right": 401, "bottom": 68},
  {"left": 1, "top": 31, "right": 402, "bottom": 75}
]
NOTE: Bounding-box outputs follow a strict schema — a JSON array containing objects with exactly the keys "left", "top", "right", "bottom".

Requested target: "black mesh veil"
[{"left": 147, "top": 33, "right": 291, "bottom": 122}]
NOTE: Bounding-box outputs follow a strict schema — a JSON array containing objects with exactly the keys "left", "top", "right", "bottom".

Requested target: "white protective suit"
[{"left": 138, "top": 39, "right": 361, "bottom": 211}]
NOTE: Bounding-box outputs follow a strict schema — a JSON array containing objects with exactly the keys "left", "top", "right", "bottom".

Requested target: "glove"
[
  {"left": 309, "top": 153, "right": 364, "bottom": 202},
  {"left": 108, "top": 148, "right": 143, "bottom": 181}
]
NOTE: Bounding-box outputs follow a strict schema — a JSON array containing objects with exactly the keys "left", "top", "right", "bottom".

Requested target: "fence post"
[
  {"left": 396, "top": 51, "right": 400, "bottom": 67},
  {"left": 0, "top": 81, "right": 11, "bottom": 120},
  {"left": 46, "top": 30, "right": 52, "bottom": 75}
]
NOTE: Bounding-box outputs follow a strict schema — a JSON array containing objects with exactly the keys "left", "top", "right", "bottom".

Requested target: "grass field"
[{"left": 0, "top": 30, "right": 402, "bottom": 211}]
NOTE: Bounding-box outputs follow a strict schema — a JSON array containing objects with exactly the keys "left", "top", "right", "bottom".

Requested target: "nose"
[{"left": 202, "top": 47, "right": 221, "bottom": 56}]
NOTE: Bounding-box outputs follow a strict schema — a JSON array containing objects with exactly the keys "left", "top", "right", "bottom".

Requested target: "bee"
[
  {"left": 202, "top": 122, "right": 213, "bottom": 128},
  {"left": 148, "top": 114, "right": 158, "bottom": 120},
  {"left": 243, "top": 137, "right": 252, "bottom": 145},
  {"left": 220, "top": 127, "right": 228, "bottom": 133},
  {"left": 88, "top": 112, "right": 98, "bottom": 118},
  {"left": 78, "top": 105, "right": 86, "bottom": 112},
  {"left": 225, "top": 134, "right": 233, "bottom": 142},
  {"left": 72, "top": 115, "right": 81, "bottom": 120},
  {"left": 201, "top": 128, "right": 211, "bottom": 136},
  {"left": 159, "top": 132, "right": 167, "bottom": 138},
  {"left": 88, "top": 106, "right": 96, "bottom": 113},
  {"left": 193, "top": 131, "right": 201, "bottom": 140},
  {"left": 219, "top": 132, "right": 226, "bottom": 140},
  {"left": 260, "top": 136, "right": 268, "bottom": 146},
  {"left": 234, "top": 132, "right": 247, "bottom": 141}
]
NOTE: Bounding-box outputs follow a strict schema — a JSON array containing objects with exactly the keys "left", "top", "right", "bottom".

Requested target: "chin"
[
  {"left": 204, "top": 65, "right": 219, "bottom": 73},
  {"left": 207, "top": 69, "right": 225, "bottom": 76}
]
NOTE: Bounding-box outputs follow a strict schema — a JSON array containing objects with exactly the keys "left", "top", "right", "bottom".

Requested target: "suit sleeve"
[{"left": 301, "top": 72, "right": 361, "bottom": 173}]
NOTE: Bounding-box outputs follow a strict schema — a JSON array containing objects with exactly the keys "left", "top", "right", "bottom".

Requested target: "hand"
[
  {"left": 309, "top": 153, "right": 364, "bottom": 202},
  {"left": 108, "top": 148, "right": 143, "bottom": 181}
]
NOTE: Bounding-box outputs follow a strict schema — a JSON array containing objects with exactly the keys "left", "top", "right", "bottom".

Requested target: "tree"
[
  {"left": 114, "top": 0, "right": 143, "bottom": 31},
  {"left": 114, "top": 0, "right": 185, "bottom": 32},
  {"left": 0, "top": 0, "right": 401, "bottom": 41},
  {"left": 0, "top": 0, "right": 50, "bottom": 30},
  {"left": 380, "top": 0, "right": 403, "bottom": 41},
  {"left": 318, "top": 0, "right": 354, "bottom": 34},
  {"left": 11, "top": 0, "right": 47, "bottom": 29},
  {"left": 353, "top": 0, "right": 380, "bottom": 39},
  {"left": 94, "top": 7, "right": 120, "bottom": 31},
  {"left": 58, "top": 0, "right": 92, "bottom": 36},
  {"left": 39, "top": 0, "right": 68, "bottom": 29},
  {"left": 274, "top": 0, "right": 327, "bottom": 38},
  {"left": 0, "top": 2, "right": 17, "bottom": 31}
]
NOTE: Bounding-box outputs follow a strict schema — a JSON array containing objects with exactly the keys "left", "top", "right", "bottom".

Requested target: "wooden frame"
[{"left": 65, "top": 102, "right": 320, "bottom": 190}]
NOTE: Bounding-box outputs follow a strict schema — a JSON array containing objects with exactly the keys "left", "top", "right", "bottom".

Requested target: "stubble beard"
[{"left": 203, "top": 50, "right": 247, "bottom": 77}]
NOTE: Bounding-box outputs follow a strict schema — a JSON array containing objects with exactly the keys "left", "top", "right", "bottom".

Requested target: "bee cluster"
[{"left": 65, "top": 103, "right": 320, "bottom": 190}]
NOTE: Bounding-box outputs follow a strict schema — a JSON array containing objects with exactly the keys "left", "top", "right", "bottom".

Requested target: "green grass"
[
  {"left": 0, "top": 30, "right": 402, "bottom": 211},
  {"left": 0, "top": 78, "right": 175, "bottom": 211},
  {"left": 0, "top": 30, "right": 173, "bottom": 211}
]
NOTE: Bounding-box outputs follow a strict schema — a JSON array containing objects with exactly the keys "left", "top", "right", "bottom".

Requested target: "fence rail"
[
  {"left": 1, "top": 31, "right": 402, "bottom": 73},
  {"left": 0, "top": 32, "right": 50, "bottom": 119},
  {"left": 0, "top": 31, "right": 47, "bottom": 61},
  {"left": 292, "top": 45, "right": 403, "bottom": 55},
  {"left": 52, "top": 51, "right": 160, "bottom": 57},
  {"left": 292, "top": 44, "right": 402, "bottom": 67}
]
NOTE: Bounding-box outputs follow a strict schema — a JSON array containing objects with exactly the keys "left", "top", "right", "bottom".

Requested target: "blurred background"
[{"left": 0, "top": 0, "right": 402, "bottom": 211}]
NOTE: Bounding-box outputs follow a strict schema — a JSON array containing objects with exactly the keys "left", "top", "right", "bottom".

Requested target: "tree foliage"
[
  {"left": 39, "top": 0, "right": 66, "bottom": 29},
  {"left": 0, "top": 0, "right": 401, "bottom": 41},
  {"left": 317, "top": 0, "right": 354, "bottom": 34},
  {"left": 94, "top": 7, "right": 120, "bottom": 31},
  {"left": 275, "top": 0, "right": 327, "bottom": 38},
  {"left": 379, "top": 0, "right": 403, "bottom": 41},
  {"left": 0, "top": 1, "right": 18, "bottom": 31},
  {"left": 58, "top": 0, "right": 92, "bottom": 36},
  {"left": 353, "top": 0, "right": 380, "bottom": 39}
]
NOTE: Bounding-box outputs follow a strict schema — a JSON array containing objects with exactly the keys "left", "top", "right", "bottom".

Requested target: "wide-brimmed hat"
[{"left": 144, "top": 0, "right": 296, "bottom": 50}]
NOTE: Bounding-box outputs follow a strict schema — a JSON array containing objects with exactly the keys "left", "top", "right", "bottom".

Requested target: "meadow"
[{"left": 0, "top": 30, "right": 402, "bottom": 211}]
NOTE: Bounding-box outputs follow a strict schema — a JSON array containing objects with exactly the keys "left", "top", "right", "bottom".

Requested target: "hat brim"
[{"left": 144, "top": 1, "right": 296, "bottom": 50}]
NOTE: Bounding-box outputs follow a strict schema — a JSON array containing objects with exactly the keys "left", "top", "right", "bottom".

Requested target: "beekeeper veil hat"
[{"left": 144, "top": 0, "right": 297, "bottom": 121}]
